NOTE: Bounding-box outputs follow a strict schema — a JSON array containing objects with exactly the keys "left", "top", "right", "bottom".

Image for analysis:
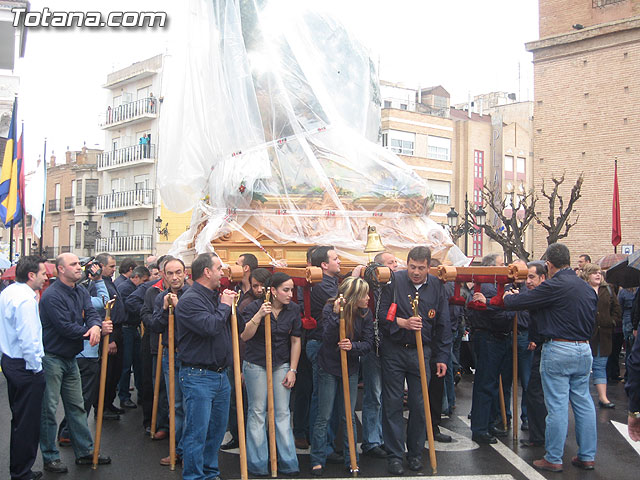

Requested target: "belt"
[
  {"left": 551, "top": 338, "right": 588, "bottom": 343},
  {"left": 182, "top": 363, "right": 225, "bottom": 373}
]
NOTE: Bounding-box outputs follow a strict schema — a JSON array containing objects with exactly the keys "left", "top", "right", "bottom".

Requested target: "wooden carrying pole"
[
  {"left": 512, "top": 313, "right": 519, "bottom": 440},
  {"left": 339, "top": 296, "right": 359, "bottom": 476},
  {"left": 498, "top": 376, "right": 508, "bottom": 430},
  {"left": 231, "top": 296, "right": 248, "bottom": 480},
  {"left": 264, "top": 291, "right": 277, "bottom": 477},
  {"left": 168, "top": 304, "right": 176, "bottom": 471},
  {"left": 411, "top": 294, "right": 437, "bottom": 475},
  {"left": 150, "top": 334, "right": 163, "bottom": 439},
  {"left": 93, "top": 299, "right": 115, "bottom": 469}
]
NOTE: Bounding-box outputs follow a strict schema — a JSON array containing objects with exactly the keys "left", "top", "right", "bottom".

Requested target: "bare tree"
[
  {"left": 535, "top": 173, "right": 583, "bottom": 246},
  {"left": 481, "top": 183, "right": 537, "bottom": 262}
]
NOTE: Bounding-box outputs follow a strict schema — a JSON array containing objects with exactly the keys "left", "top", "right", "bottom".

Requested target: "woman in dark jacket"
[
  {"left": 241, "top": 272, "right": 302, "bottom": 476},
  {"left": 310, "top": 277, "right": 373, "bottom": 476},
  {"left": 580, "top": 263, "right": 622, "bottom": 408}
]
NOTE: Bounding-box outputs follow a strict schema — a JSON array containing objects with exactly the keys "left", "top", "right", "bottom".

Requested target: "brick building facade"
[{"left": 527, "top": 0, "right": 640, "bottom": 261}]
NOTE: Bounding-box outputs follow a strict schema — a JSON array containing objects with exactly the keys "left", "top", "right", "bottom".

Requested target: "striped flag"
[{"left": 0, "top": 99, "right": 25, "bottom": 228}]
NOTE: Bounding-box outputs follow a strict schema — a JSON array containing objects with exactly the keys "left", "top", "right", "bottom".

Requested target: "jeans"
[
  {"left": 442, "top": 344, "right": 455, "bottom": 414},
  {"left": 591, "top": 354, "right": 608, "bottom": 385},
  {"left": 310, "top": 368, "right": 358, "bottom": 468},
  {"left": 180, "top": 366, "right": 230, "bottom": 480},
  {"left": 500, "top": 331, "right": 533, "bottom": 422},
  {"left": 40, "top": 355, "right": 94, "bottom": 463},
  {"left": 470, "top": 330, "right": 510, "bottom": 435},
  {"left": 306, "top": 340, "right": 338, "bottom": 455},
  {"left": 540, "top": 341, "right": 597, "bottom": 464},
  {"left": 118, "top": 325, "right": 142, "bottom": 402},
  {"left": 360, "top": 350, "right": 383, "bottom": 452},
  {"left": 243, "top": 361, "right": 299, "bottom": 475},
  {"left": 58, "top": 357, "right": 100, "bottom": 440},
  {"left": 292, "top": 342, "right": 312, "bottom": 441},
  {"left": 162, "top": 350, "right": 184, "bottom": 456}
]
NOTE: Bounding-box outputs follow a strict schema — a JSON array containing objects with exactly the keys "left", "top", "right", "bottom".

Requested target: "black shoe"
[
  {"left": 310, "top": 466, "right": 323, "bottom": 476},
  {"left": 362, "top": 446, "right": 387, "bottom": 458},
  {"left": 521, "top": 420, "right": 529, "bottom": 431},
  {"left": 121, "top": 399, "right": 137, "bottom": 409},
  {"left": 434, "top": 432, "right": 453, "bottom": 443},
  {"left": 101, "top": 410, "right": 121, "bottom": 421},
  {"left": 387, "top": 459, "right": 404, "bottom": 475},
  {"left": 519, "top": 439, "right": 544, "bottom": 448},
  {"left": 30, "top": 471, "right": 43, "bottom": 480},
  {"left": 76, "top": 454, "right": 112, "bottom": 465},
  {"left": 107, "top": 404, "right": 125, "bottom": 414},
  {"left": 408, "top": 456, "right": 422, "bottom": 471},
  {"left": 472, "top": 433, "right": 497, "bottom": 444},
  {"left": 598, "top": 400, "right": 615, "bottom": 409},
  {"left": 221, "top": 438, "right": 239, "bottom": 450},
  {"left": 490, "top": 426, "right": 509, "bottom": 437},
  {"left": 44, "top": 460, "right": 68, "bottom": 473},
  {"left": 326, "top": 452, "right": 344, "bottom": 464}
]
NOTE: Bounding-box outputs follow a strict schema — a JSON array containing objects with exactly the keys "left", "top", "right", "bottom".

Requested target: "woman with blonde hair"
[
  {"left": 579, "top": 263, "right": 622, "bottom": 408},
  {"left": 310, "top": 277, "right": 374, "bottom": 476}
]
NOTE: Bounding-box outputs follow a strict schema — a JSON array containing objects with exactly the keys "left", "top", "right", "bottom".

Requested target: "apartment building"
[
  {"left": 526, "top": 0, "right": 640, "bottom": 259},
  {"left": 42, "top": 148, "right": 101, "bottom": 259}
]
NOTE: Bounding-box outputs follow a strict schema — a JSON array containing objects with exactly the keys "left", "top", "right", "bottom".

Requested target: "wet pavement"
[{"left": 1, "top": 370, "right": 639, "bottom": 479}]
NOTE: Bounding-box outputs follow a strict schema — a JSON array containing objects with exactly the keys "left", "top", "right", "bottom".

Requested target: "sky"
[{"left": 10, "top": 0, "right": 539, "bottom": 172}]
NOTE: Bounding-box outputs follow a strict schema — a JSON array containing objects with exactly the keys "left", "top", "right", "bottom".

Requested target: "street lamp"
[{"left": 447, "top": 193, "right": 487, "bottom": 256}]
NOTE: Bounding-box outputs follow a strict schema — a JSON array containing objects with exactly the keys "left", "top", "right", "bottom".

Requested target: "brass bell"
[{"left": 364, "top": 225, "right": 385, "bottom": 254}]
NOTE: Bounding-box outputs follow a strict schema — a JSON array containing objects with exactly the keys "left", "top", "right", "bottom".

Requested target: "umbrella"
[
  {"left": 605, "top": 251, "right": 640, "bottom": 288},
  {"left": 1, "top": 262, "right": 57, "bottom": 281},
  {"left": 596, "top": 253, "right": 628, "bottom": 270}
]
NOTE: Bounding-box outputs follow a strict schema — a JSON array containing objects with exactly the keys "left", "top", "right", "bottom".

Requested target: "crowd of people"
[{"left": 0, "top": 243, "right": 639, "bottom": 480}]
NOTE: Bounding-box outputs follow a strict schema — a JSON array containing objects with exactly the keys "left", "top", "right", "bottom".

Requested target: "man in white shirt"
[{"left": 0, "top": 256, "right": 48, "bottom": 480}]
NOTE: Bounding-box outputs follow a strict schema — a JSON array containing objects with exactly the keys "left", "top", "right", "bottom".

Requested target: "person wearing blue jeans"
[
  {"left": 503, "top": 243, "right": 598, "bottom": 472},
  {"left": 241, "top": 272, "right": 302, "bottom": 476},
  {"left": 118, "top": 325, "right": 143, "bottom": 405},
  {"left": 499, "top": 330, "right": 533, "bottom": 427},
  {"left": 174, "top": 253, "right": 237, "bottom": 480},
  {"left": 360, "top": 350, "right": 386, "bottom": 456},
  {"left": 310, "top": 277, "right": 373, "bottom": 476}
]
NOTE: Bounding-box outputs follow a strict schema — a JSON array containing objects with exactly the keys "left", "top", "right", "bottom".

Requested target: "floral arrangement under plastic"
[{"left": 158, "top": 0, "right": 466, "bottom": 266}]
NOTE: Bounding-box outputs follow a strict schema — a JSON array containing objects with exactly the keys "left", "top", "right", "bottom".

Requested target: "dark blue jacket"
[
  {"left": 379, "top": 270, "right": 452, "bottom": 364},
  {"left": 40, "top": 279, "right": 102, "bottom": 358},
  {"left": 118, "top": 277, "right": 140, "bottom": 326},
  {"left": 149, "top": 283, "right": 190, "bottom": 348},
  {"left": 512, "top": 283, "right": 530, "bottom": 331},
  {"left": 140, "top": 280, "right": 164, "bottom": 354},
  {"left": 307, "top": 274, "right": 339, "bottom": 341},
  {"left": 625, "top": 327, "right": 640, "bottom": 411},
  {"left": 241, "top": 299, "right": 302, "bottom": 368},
  {"left": 468, "top": 284, "right": 514, "bottom": 334},
  {"left": 175, "top": 281, "right": 234, "bottom": 368},
  {"left": 318, "top": 304, "right": 373, "bottom": 377},
  {"left": 503, "top": 268, "right": 597, "bottom": 341},
  {"left": 125, "top": 279, "right": 156, "bottom": 320}
]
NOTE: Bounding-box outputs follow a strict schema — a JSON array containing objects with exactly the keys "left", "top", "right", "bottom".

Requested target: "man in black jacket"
[{"left": 39, "top": 253, "right": 113, "bottom": 473}]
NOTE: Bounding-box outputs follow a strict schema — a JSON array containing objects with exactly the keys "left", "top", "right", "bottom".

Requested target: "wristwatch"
[
  {"left": 629, "top": 411, "right": 640, "bottom": 419},
  {"left": 289, "top": 369, "right": 297, "bottom": 374}
]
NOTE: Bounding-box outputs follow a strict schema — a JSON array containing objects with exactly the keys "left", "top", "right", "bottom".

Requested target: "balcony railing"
[
  {"left": 434, "top": 195, "right": 450, "bottom": 205},
  {"left": 97, "top": 189, "right": 154, "bottom": 211},
  {"left": 64, "top": 196, "right": 75, "bottom": 210},
  {"left": 593, "top": 0, "right": 625, "bottom": 7},
  {"left": 102, "top": 97, "right": 157, "bottom": 128},
  {"left": 96, "top": 235, "right": 152, "bottom": 253},
  {"left": 97, "top": 144, "right": 156, "bottom": 170},
  {"left": 48, "top": 199, "right": 61, "bottom": 212}
]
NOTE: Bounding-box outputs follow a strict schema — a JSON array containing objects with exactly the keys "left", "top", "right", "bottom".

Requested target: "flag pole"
[
  {"left": 39, "top": 138, "right": 46, "bottom": 256},
  {"left": 20, "top": 122, "right": 25, "bottom": 258},
  {"left": 9, "top": 225, "right": 13, "bottom": 264}
]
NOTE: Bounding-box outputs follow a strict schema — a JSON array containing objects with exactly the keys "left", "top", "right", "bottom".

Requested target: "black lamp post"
[{"left": 446, "top": 193, "right": 487, "bottom": 256}]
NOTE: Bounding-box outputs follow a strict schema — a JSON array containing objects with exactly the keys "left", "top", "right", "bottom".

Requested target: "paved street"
[{"left": 1, "top": 371, "right": 638, "bottom": 480}]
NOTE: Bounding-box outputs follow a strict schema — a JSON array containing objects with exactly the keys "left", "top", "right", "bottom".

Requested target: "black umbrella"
[{"left": 605, "top": 251, "right": 640, "bottom": 288}]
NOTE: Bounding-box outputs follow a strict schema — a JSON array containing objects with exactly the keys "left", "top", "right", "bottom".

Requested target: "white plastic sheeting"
[{"left": 159, "top": 0, "right": 466, "bottom": 265}]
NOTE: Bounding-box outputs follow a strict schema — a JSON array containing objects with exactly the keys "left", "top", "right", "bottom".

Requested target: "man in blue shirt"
[
  {"left": 176, "top": 252, "right": 237, "bottom": 480},
  {"left": 504, "top": 243, "right": 597, "bottom": 472},
  {"left": 39, "top": 253, "right": 113, "bottom": 473},
  {"left": 0, "top": 256, "right": 48, "bottom": 480},
  {"left": 378, "top": 246, "right": 451, "bottom": 475}
]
